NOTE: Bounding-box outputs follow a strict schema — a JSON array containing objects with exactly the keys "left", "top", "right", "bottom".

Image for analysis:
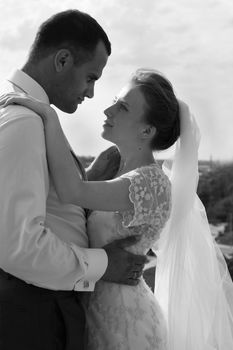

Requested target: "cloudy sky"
[{"left": 0, "top": 0, "right": 232, "bottom": 161}]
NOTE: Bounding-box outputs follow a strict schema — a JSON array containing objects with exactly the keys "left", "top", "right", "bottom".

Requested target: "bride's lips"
[{"left": 77, "top": 98, "right": 84, "bottom": 104}]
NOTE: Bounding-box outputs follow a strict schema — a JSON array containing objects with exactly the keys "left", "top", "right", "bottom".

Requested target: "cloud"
[
  {"left": 0, "top": 20, "right": 37, "bottom": 50},
  {"left": 0, "top": 0, "right": 232, "bottom": 160}
]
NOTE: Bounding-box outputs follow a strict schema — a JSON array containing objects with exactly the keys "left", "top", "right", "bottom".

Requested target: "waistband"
[{"left": 0, "top": 268, "right": 77, "bottom": 301}]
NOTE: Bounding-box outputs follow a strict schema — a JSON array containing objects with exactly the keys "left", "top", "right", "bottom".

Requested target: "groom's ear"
[{"left": 54, "top": 49, "right": 73, "bottom": 72}]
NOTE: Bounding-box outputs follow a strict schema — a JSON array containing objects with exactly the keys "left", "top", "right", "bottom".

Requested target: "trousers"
[{"left": 0, "top": 268, "right": 85, "bottom": 350}]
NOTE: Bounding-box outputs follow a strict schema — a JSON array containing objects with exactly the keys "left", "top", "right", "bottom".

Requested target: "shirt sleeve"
[
  {"left": 119, "top": 166, "right": 171, "bottom": 228},
  {"left": 0, "top": 108, "right": 108, "bottom": 291}
]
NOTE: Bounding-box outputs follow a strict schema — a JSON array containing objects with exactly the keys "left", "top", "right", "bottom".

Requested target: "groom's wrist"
[{"left": 71, "top": 245, "right": 108, "bottom": 291}]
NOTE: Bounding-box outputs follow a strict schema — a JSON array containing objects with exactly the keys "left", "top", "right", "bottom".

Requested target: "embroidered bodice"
[{"left": 88, "top": 163, "right": 171, "bottom": 254}]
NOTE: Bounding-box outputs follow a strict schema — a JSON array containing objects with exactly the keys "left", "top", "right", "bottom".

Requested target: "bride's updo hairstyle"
[{"left": 131, "top": 69, "right": 180, "bottom": 150}]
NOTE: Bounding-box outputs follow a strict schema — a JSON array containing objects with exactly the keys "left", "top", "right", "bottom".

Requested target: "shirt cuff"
[{"left": 71, "top": 246, "right": 108, "bottom": 291}]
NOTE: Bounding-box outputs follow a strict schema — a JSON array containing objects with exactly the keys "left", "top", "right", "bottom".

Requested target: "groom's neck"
[
  {"left": 21, "top": 61, "right": 51, "bottom": 98},
  {"left": 22, "top": 63, "right": 46, "bottom": 89}
]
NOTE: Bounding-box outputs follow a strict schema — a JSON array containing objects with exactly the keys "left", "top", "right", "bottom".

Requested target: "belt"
[{"left": 0, "top": 268, "right": 77, "bottom": 302}]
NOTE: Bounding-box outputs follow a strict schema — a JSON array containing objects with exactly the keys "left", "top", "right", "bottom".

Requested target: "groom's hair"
[{"left": 28, "top": 9, "right": 111, "bottom": 64}]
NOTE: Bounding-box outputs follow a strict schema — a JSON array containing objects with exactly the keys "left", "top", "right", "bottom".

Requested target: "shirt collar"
[{"left": 7, "top": 69, "right": 50, "bottom": 104}]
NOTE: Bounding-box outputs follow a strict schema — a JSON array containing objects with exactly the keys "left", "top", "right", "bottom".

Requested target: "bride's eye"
[{"left": 119, "top": 103, "right": 128, "bottom": 111}]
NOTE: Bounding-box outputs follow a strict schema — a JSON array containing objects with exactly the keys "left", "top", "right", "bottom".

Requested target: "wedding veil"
[{"left": 154, "top": 102, "right": 233, "bottom": 349}]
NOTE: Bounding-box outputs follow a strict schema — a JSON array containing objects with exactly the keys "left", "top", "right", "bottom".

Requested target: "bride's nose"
[{"left": 104, "top": 104, "right": 114, "bottom": 117}]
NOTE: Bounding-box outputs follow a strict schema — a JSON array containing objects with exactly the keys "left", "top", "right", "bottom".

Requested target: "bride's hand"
[{"left": 0, "top": 92, "right": 58, "bottom": 124}]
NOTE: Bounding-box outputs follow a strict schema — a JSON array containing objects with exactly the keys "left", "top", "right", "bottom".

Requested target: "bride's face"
[{"left": 102, "top": 84, "right": 149, "bottom": 147}]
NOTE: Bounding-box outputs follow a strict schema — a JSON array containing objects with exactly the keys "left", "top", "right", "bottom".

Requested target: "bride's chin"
[{"left": 101, "top": 130, "right": 112, "bottom": 142}]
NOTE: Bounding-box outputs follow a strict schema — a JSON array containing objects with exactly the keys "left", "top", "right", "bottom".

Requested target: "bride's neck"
[{"left": 116, "top": 147, "right": 155, "bottom": 176}]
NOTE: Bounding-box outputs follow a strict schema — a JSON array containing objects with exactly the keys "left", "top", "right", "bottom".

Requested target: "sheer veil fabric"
[{"left": 154, "top": 102, "right": 233, "bottom": 349}]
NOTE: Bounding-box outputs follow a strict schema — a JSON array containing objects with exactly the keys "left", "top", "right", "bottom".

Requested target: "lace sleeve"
[{"left": 119, "top": 164, "right": 171, "bottom": 228}]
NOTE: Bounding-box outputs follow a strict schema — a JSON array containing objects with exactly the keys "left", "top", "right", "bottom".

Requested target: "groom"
[{"left": 0, "top": 10, "right": 146, "bottom": 350}]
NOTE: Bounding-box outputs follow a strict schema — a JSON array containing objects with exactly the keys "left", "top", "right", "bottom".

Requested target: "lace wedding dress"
[{"left": 85, "top": 163, "right": 171, "bottom": 350}]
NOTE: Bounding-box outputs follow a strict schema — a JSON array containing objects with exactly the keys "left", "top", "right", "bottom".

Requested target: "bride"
[{"left": 1, "top": 68, "right": 233, "bottom": 350}]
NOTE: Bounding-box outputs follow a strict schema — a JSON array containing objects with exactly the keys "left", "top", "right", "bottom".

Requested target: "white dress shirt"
[{"left": 0, "top": 69, "right": 108, "bottom": 291}]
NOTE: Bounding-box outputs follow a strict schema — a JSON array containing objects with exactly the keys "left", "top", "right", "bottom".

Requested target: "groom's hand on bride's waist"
[{"left": 101, "top": 235, "right": 148, "bottom": 286}]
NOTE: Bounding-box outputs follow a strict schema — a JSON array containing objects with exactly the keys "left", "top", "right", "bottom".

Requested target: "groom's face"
[{"left": 52, "top": 41, "right": 109, "bottom": 113}]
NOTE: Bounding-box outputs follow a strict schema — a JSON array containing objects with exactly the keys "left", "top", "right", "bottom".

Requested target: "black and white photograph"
[{"left": 0, "top": 1, "right": 232, "bottom": 349}]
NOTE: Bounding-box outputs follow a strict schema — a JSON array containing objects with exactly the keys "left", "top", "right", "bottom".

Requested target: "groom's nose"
[{"left": 86, "top": 84, "right": 94, "bottom": 99}]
